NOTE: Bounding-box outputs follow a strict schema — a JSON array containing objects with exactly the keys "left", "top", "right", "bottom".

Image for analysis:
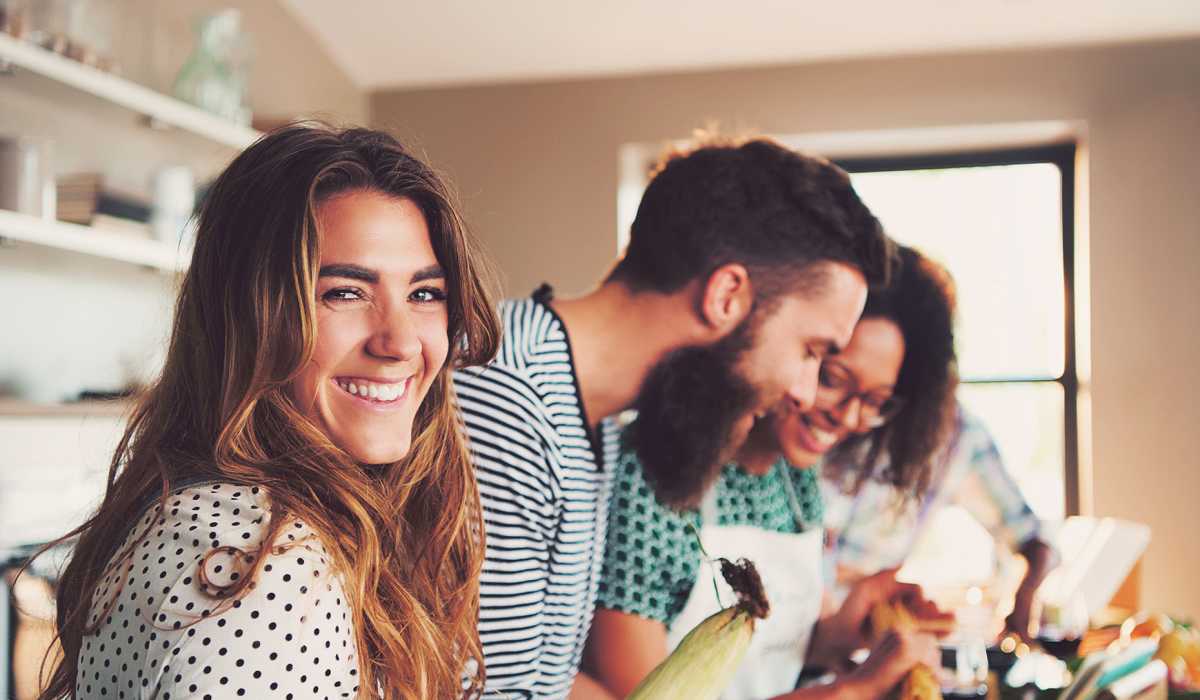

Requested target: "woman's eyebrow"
[
  {"left": 319, "top": 264, "right": 378, "bottom": 283},
  {"left": 411, "top": 264, "right": 445, "bottom": 283}
]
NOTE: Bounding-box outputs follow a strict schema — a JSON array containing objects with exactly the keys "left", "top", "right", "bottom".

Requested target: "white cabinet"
[
  {"left": 0, "top": 36, "right": 255, "bottom": 433},
  {"left": 0, "top": 31, "right": 261, "bottom": 271}
]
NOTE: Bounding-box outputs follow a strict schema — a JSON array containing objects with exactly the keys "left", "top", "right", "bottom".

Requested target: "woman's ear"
[{"left": 699, "top": 263, "right": 753, "bottom": 333}]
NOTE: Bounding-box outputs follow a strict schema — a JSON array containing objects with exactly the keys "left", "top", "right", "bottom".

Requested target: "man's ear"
[{"left": 699, "top": 263, "right": 753, "bottom": 333}]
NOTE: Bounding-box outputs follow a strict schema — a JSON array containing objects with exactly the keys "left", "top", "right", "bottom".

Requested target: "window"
[{"left": 837, "top": 145, "right": 1080, "bottom": 520}]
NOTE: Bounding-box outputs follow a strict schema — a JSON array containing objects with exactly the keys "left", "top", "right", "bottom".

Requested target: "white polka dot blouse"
[{"left": 76, "top": 482, "right": 361, "bottom": 699}]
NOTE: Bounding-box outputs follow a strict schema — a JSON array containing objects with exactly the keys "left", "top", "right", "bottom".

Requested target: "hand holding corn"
[
  {"left": 870, "top": 600, "right": 943, "bottom": 700},
  {"left": 822, "top": 569, "right": 953, "bottom": 663}
]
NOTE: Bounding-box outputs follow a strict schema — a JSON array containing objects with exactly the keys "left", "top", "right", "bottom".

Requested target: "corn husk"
[
  {"left": 628, "top": 605, "right": 756, "bottom": 700},
  {"left": 628, "top": 558, "right": 770, "bottom": 700},
  {"left": 872, "top": 600, "right": 942, "bottom": 700},
  {"left": 897, "top": 663, "right": 941, "bottom": 700}
]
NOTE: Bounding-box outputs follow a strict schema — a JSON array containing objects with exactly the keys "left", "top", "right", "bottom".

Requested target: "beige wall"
[{"left": 371, "top": 38, "right": 1200, "bottom": 619}]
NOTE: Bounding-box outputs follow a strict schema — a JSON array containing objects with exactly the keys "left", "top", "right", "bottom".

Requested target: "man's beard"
[{"left": 627, "top": 320, "right": 760, "bottom": 510}]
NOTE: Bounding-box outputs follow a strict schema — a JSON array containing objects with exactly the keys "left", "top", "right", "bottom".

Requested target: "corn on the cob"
[
  {"left": 871, "top": 600, "right": 943, "bottom": 700},
  {"left": 629, "top": 605, "right": 756, "bottom": 700},
  {"left": 628, "top": 558, "right": 770, "bottom": 700},
  {"left": 872, "top": 598, "right": 918, "bottom": 636},
  {"left": 896, "top": 662, "right": 941, "bottom": 700}
]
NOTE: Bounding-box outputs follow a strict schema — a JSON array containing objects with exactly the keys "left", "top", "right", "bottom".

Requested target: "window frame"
[{"left": 835, "top": 144, "right": 1081, "bottom": 515}]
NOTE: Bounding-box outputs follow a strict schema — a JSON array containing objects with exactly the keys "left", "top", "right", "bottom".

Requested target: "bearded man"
[{"left": 453, "top": 136, "right": 894, "bottom": 699}]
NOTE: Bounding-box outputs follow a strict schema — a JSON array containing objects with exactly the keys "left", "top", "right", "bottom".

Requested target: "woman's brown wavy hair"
[
  {"left": 33, "top": 123, "right": 501, "bottom": 698},
  {"left": 825, "top": 245, "right": 959, "bottom": 500}
]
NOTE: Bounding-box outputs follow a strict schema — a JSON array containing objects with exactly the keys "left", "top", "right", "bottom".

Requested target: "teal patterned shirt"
[{"left": 597, "top": 435, "right": 824, "bottom": 630}]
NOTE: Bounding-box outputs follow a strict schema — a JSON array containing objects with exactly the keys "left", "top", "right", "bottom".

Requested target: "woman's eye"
[
  {"left": 322, "top": 287, "right": 363, "bottom": 302},
  {"left": 410, "top": 287, "right": 448, "bottom": 303},
  {"left": 865, "top": 394, "right": 891, "bottom": 410},
  {"left": 819, "top": 365, "right": 849, "bottom": 389}
]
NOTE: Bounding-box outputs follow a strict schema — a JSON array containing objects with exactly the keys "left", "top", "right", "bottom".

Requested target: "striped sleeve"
[{"left": 455, "top": 363, "right": 562, "bottom": 696}]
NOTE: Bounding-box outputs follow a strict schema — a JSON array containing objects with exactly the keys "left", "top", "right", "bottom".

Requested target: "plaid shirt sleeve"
[
  {"left": 946, "top": 408, "right": 1043, "bottom": 550},
  {"left": 819, "top": 461, "right": 923, "bottom": 580}
]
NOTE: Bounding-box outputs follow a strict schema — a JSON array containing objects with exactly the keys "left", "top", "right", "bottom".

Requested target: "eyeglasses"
[{"left": 814, "top": 360, "right": 905, "bottom": 429}]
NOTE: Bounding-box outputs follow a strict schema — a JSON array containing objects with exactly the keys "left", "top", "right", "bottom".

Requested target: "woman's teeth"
[
  {"left": 336, "top": 378, "right": 407, "bottom": 403},
  {"left": 809, "top": 424, "right": 838, "bottom": 448}
]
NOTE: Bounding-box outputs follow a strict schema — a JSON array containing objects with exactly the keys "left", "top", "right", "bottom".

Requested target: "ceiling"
[{"left": 282, "top": 0, "right": 1200, "bottom": 90}]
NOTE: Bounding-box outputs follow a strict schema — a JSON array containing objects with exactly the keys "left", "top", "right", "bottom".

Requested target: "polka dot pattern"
[
  {"left": 76, "top": 483, "right": 360, "bottom": 699},
  {"left": 597, "top": 442, "right": 823, "bottom": 630}
]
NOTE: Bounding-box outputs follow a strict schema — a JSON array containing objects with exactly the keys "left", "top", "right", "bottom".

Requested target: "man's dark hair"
[{"left": 608, "top": 136, "right": 894, "bottom": 301}]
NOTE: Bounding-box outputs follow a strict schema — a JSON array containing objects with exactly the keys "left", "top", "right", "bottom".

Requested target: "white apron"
[{"left": 666, "top": 464, "right": 825, "bottom": 700}]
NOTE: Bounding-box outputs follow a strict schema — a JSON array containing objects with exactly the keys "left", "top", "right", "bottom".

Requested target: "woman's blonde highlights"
[{"left": 35, "top": 122, "right": 501, "bottom": 699}]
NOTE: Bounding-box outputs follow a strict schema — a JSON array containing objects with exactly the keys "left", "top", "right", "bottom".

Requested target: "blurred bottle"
[
  {"left": 150, "top": 166, "right": 194, "bottom": 248},
  {"left": 172, "top": 9, "right": 252, "bottom": 124},
  {"left": 0, "top": 137, "right": 55, "bottom": 219},
  {"left": 946, "top": 587, "right": 990, "bottom": 698}
]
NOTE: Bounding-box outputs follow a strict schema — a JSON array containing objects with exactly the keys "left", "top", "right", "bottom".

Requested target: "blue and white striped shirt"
[{"left": 454, "top": 288, "right": 618, "bottom": 699}]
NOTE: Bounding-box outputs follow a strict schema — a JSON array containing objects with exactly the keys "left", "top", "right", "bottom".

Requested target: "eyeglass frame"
[{"left": 813, "top": 359, "right": 906, "bottom": 430}]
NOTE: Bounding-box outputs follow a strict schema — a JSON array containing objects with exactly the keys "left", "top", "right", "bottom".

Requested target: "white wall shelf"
[
  {"left": 0, "top": 208, "right": 188, "bottom": 272},
  {"left": 0, "top": 32, "right": 261, "bottom": 150}
]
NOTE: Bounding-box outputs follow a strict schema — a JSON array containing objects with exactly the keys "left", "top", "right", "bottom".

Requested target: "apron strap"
[
  {"left": 699, "top": 482, "right": 721, "bottom": 525},
  {"left": 777, "top": 461, "right": 813, "bottom": 532}
]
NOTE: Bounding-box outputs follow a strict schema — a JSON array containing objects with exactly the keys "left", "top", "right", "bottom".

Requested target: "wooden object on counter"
[
  {"left": 6, "top": 570, "right": 61, "bottom": 700},
  {"left": 1110, "top": 558, "right": 1143, "bottom": 612}
]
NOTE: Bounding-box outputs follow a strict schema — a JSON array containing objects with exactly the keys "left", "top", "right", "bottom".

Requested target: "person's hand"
[
  {"left": 1006, "top": 539, "right": 1057, "bottom": 643},
  {"left": 820, "top": 568, "right": 953, "bottom": 663},
  {"left": 1004, "top": 592, "right": 1036, "bottom": 643},
  {"left": 843, "top": 628, "right": 941, "bottom": 700}
]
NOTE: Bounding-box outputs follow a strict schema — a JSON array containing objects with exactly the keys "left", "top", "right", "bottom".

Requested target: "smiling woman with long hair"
[{"left": 33, "top": 123, "right": 501, "bottom": 699}]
